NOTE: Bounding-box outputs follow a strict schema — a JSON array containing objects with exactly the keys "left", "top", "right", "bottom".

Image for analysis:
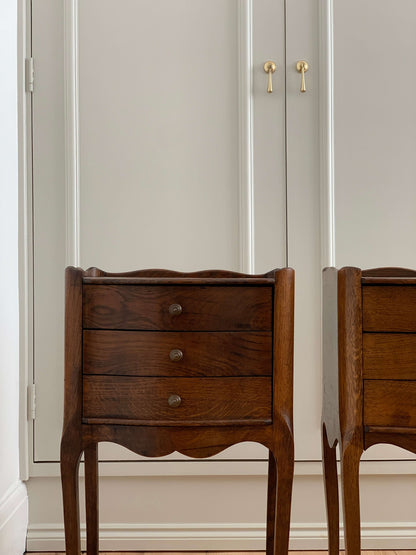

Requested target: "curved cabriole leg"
[
  {"left": 322, "top": 423, "right": 339, "bottom": 555},
  {"left": 85, "top": 443, "right": 99, "bottom": 555},
  {"left": 266, "top": 450, "right": 277, "bottom": 555},
  {"left": 340, "top": 443, "right": 362, "bottom": 555},
  {"left": 270, "top": 435, "right": 294, "bottom": 555},
  {"left": 61, "top": 437, "right": 83, "bottom": 555}
]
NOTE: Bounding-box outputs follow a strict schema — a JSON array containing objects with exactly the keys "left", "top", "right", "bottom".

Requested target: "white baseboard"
[
  {"left": 28, "top": 522, "right": 262, "bottom": 551},
  {"left": 0, "top": 481, "right": 28, "bottom": 555},
  {"left": 26, "top": 521, "right": 416, "bottom": 551},
  {"left": 28, "top": 458, "right": 416, "bottom": 478}
]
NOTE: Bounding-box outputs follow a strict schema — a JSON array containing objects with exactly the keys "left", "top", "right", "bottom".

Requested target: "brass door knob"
[
  {"left": 263, "top": 61, "right": 277, "bottom": 93},
  {"left": 169, "top": 349, "right": 183, "bottom": 362},
  {"left": 168, "top": 394, "right": 182, "bottom": 408},
  {"left": 296, "top": 60, "right": 309, "bottom": 93},
  {"left": 168, "top": 303, "right": 182, "bottom": 316}
]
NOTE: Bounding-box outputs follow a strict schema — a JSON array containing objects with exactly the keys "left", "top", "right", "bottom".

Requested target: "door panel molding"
[
  {"left": 63, "top": 0, "right": 255, "bottom": 272},
  {"left": 238, "top": 0, "right": 254, "bottom": 273},
  {"left": 64, "top": 0, "right": 80, "bottom": 267},
  {"left": 318, "top": 0, "right": 335, "bottom": 268}
]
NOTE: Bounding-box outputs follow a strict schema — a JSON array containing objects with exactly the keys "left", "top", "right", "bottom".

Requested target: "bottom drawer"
[
  {"left": 364, "top": 380, "right": 416, "bottom": 428},
  {"left": 83, "top": 376, "right": 272, "bottom": 426}
]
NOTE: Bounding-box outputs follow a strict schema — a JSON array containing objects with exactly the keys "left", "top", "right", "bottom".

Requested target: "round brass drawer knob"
[
  {"left": 168, "top": 303, "right": 182, "bottom": 316},
  {"left": 169, "top": 349, "right": 183, "bottom": 362},
  {"left": 168, "top": 394, "right": 182, "bottom": 408}
]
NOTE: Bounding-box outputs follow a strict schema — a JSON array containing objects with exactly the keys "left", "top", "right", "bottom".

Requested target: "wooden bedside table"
[
  {"left": 61, "top": 266, "right": 295, "bottom": 555},
  {"left": 322, "top": 266, "right": 416, "bottom": 555}
]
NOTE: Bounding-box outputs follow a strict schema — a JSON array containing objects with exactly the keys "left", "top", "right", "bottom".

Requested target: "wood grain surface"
[
  {"left": 83, "top": 285, "right": 272, "bottom": 331},
  {"left": 83, "top": 375, "right": 272, "bottom": 425},
  {"left": 361, "top": 265, "right": 416, "bottom": 279},
  {"left": 83, "top": 277, "right": 275, "bottom": 285},
  {"left": 364, "top": 379, "right": 416, "bottom": 427},
  {"left": 83, "top": 330, "right": 272, "bottom": 377},
  {"left": 363, "top": 333, "right": 416, "bottom": 379},
  {"left": 362, "top": 285, "right": 416, "bottom": 332},
  {"left": 84, "top": 266, "right": 277, "bottom": 279}
]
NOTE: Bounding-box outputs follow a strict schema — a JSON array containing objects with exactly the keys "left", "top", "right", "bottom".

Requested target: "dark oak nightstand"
[
  {"left": 322, "top": 266, "right": 416, "bottom": 555},
  {"left": 61, "top": 266, "right": 295, "bottom": 555}
]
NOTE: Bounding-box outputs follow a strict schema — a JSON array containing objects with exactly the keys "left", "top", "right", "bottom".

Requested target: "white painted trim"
[
  {"left": 64, "top": 0, "right": 80, "bottom": 267},
  {"left": 30, "top": 459, "right": 268, "bottom": 478},
  {"left": 238, "top": 0, "right": 255, "bottom": 273},
  {"left": 27, "top": 522, "right": 266, "bottom": 552},
  {"left": 319, "top": 0, "right": 335, "bottom": 268},
  {"left": 26, "top": 520, "right": 416, "bottom": 551},
  {"left": 28, "top": 458, "right": 416, "bottom": 478},
  {"left": 18, "top": 0, "right": 32, "bottom": 482},
  {"left": 0, "top": 482, "right": 28, "bottom": 554}
]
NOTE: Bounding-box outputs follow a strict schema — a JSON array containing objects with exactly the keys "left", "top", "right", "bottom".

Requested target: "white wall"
[{"left": 0, "top": 1, "right": 28, "bottom": 553}]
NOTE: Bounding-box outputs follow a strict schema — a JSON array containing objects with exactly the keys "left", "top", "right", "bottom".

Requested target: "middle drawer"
[{"left": 83, "top": 330, "right": 272, "bottom": 377}]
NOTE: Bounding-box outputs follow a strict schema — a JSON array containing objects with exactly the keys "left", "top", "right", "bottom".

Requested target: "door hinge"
[
  {"left": 25, "top": 57, "right": 34, "bottom": 92},
  {"left": 28, "top": 383, "right": 36, "bottom": 420}
]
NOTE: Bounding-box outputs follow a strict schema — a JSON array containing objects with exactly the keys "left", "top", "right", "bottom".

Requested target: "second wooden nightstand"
[{"left": 322, "top": 266, "right": 416, "bottom": 555}]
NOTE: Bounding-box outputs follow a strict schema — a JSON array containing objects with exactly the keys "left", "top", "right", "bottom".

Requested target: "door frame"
[{"left": 18, "top": 0, "right": 33, "bottom": 482}]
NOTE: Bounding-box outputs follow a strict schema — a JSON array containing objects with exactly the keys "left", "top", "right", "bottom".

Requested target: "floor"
[{"left": 26, "top": 551, "right": 415, "bottom": 555}]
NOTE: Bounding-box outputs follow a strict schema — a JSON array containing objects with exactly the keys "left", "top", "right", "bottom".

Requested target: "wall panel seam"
[
  {"left": 238, "top": 0, "right": 255, "bottom": 273},
  {"left": 319, "top": 0, "right": 335, "bottom": 268},
  {"left": 64, "top": 0, "right": 80, "bottom": 267}
]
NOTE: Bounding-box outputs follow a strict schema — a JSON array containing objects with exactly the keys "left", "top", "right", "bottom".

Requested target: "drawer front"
[
  {"left": 364, "top": 380, "right": 416, "bottom": 428},
  {"left": 83, "top": 285, "right": 272, "bottom": 331},
  {"left": 362, "top": 285, "right": 416, "bottom": 332},
  {"left": 83, "top": 376, "right": 272, "bottom": 425},
  {"left": 83, "top": 330, "right": 272, "bottom": 377},
  {"left": 363, "top": 333, "right": 416, "bottom": 379}
]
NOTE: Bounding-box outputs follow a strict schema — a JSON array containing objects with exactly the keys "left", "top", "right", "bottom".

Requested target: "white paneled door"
[{"left": 31, "top": 0, "right": 309, "bottom": 464}]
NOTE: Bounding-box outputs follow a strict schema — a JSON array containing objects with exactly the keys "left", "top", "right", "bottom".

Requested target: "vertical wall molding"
[
  {"left": 64, "top": 0, "right": 80, "bottom": 267},
  {"left": 238, "top": 0, "right": 255, "bottom": 273},
  {"left": 319, "top": 0, "right": 335, "bottom": 268},
  {"left": 18, "top": 0, "right": 32, "bottom": 482}
]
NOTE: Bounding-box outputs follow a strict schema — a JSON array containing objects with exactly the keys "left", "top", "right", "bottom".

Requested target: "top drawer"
[
  {"left": 83, "top": 285, "right": 273, "bottom": 331},
  {"left": 362, "top": 285, "right": 416, "bottom": 332}
]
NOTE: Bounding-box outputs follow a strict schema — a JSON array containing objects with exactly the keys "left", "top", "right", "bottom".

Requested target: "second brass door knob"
[{"left": 296, "top": 60, "right": 309, "bottom": 92}]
